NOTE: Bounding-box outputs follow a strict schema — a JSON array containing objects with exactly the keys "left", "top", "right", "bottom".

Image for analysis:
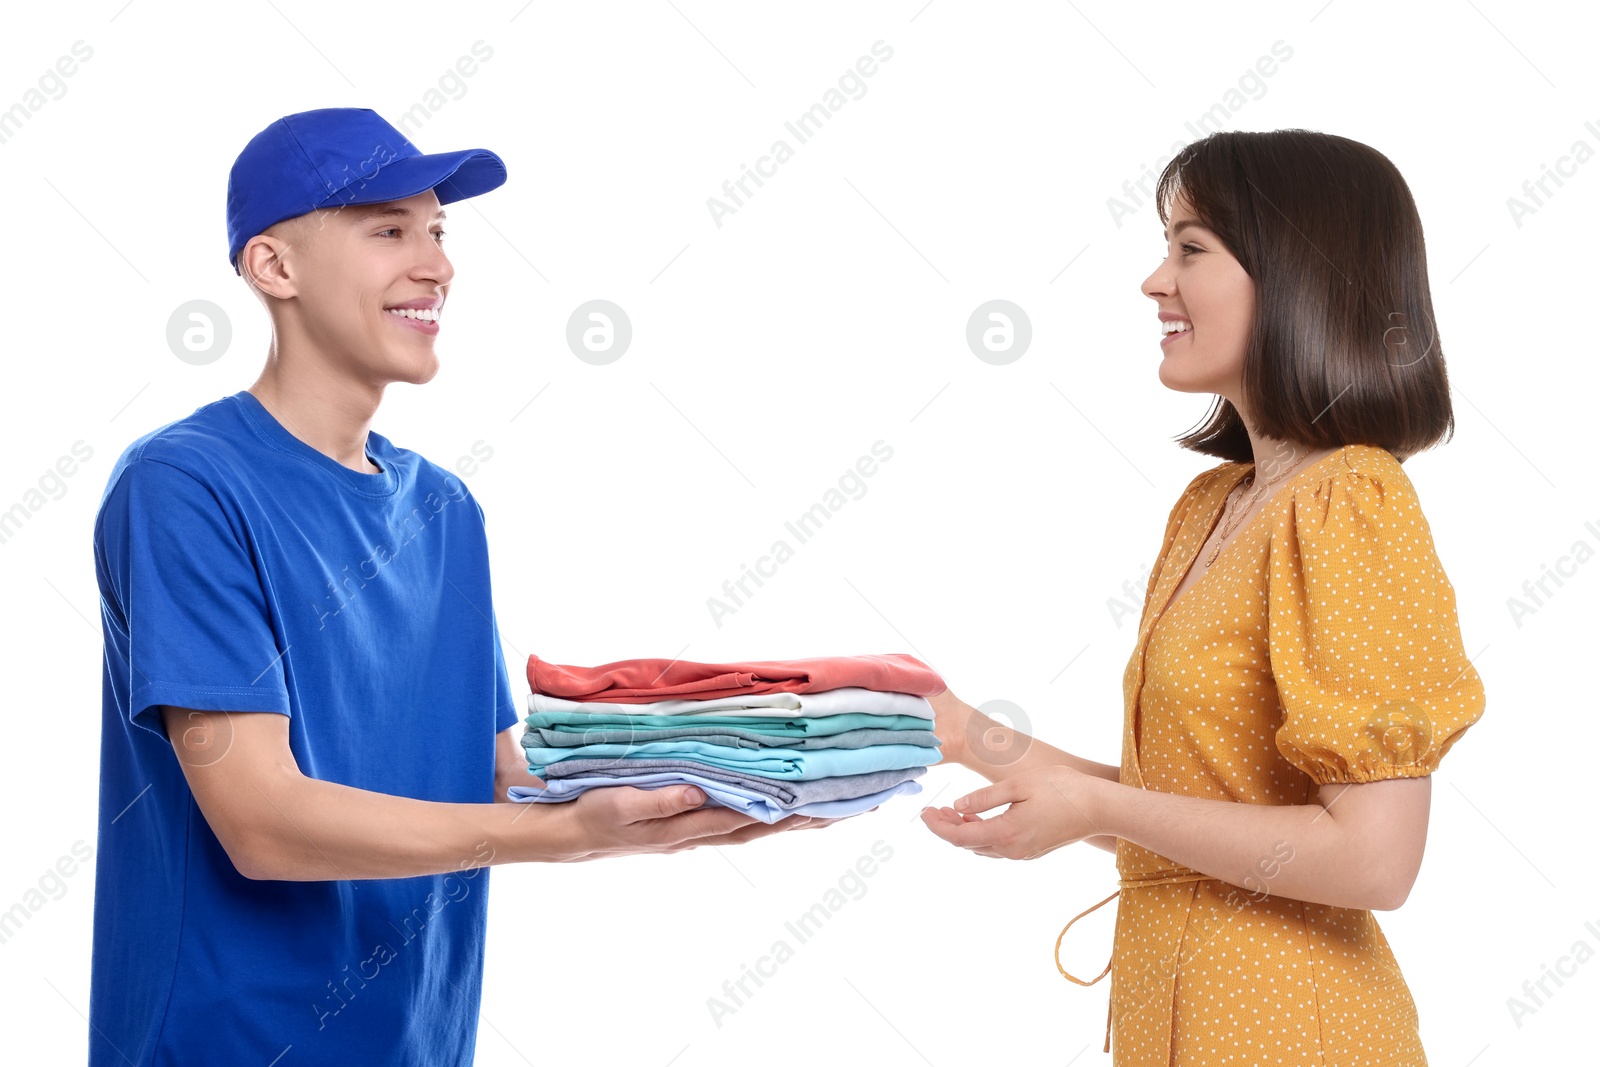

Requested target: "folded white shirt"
[{"left": 527, "top": 685, "right": 934, "bottom": 720}]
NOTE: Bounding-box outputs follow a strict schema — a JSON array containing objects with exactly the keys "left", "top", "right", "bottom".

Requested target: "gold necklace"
[{"left": 1202, "top": 448, "right": 1318, "bottom": 566}]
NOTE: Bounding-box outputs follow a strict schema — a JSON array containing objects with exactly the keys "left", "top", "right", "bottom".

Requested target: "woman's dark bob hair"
[{"left": 1157, "top": 129, "right": 1455, "bottom": 464}]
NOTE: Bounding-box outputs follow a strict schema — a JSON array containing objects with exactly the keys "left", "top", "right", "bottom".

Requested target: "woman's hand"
[
  {"left": 919, "top": 765, "right": 1106, "bottom": 860},
  {"left": 922, "top": 688, "right": 1119, "bottom": 852},
  {"left": 925, "top": 687, "right": 973, "bottom": 768}
]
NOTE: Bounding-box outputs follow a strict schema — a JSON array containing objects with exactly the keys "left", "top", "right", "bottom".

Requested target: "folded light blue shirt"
[
  {"left": 523, "top": 739, "right": 939, "bottom": 780},
  {"left": 506, "top": 773, "right": 924, "bottom": 824}
]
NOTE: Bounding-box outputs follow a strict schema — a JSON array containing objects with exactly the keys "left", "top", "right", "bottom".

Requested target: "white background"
[{"left": 1, "top": 1, "right": 1594, "bottom": 1063}]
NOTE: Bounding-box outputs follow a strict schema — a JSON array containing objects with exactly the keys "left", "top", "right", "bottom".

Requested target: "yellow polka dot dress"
[{"left": 1059, "top": 444, "right": 1486, "bottom": 1064}]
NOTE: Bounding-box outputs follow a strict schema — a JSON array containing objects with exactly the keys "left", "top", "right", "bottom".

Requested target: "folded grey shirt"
[
  {"left": 529, "top": 725, "right": 940, "bottom": 751},
  {"left": 539, "top": 760, "right": 927, "bottom": 806}
]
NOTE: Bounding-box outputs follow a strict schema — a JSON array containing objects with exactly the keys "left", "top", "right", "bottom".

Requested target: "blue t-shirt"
[{"left": 89, "top": 390, "right": 519, "bottom": 1066}]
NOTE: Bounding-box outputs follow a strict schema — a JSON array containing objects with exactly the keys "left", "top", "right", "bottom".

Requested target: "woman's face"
[{"left": 1141, "top": 191, "right": 1256, "bottom": 408}]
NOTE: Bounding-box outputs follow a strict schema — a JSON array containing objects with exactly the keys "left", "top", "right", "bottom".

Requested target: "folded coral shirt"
[
  {"left": 506, "top": 774, "right": 924, "bottom": 824},
  {"left": 523, "top": 739, "right": 938, "bottom": 781},
  {"left": 528, "top": 686, "right": 935, "bottom": 720},
  {"left": 526, "top": 652, "right": 945, "bottom": 703}
]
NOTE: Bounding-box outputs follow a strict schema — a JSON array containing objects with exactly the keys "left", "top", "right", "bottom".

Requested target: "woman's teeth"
[{"left": 386, "top": 307, "right": 439, "bottom": 322}]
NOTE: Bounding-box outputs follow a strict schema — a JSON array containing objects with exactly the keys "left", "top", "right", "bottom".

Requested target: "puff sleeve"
[{"left": 1266, "top": 457, "right": 1485, "bottom": 784}]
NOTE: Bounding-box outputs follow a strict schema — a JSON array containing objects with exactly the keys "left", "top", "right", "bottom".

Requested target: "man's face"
[{"left": 268, "top": 188, "right": 454, "bottom": 386}]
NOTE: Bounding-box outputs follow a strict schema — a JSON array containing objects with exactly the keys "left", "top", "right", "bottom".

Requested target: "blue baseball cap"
[{"left": 225, "top": 107, "right": 507, "bottom": 274}]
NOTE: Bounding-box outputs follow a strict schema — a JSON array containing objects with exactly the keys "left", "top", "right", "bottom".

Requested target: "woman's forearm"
[
  {"left": 965, "top": 710, "right": 1119, "bottom": 783},
  {"left": 934, "top": 689, "right": 1118, "bottom": 784},
  {"left": 1082, "top": 776, "right": 1402, "bottom": 910}
]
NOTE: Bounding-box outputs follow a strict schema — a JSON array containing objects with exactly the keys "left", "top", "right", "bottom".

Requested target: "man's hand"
[
  {"left": 493, "top": 725, "right": 830, "bottom": 857},
  {"left": 532, "top": 785, "right": 827, "bottom": 862},
  {"left": 493, "top": 726, "right": 547, "bottom": 802}
]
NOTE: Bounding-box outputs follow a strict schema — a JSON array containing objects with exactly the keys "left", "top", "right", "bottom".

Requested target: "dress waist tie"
[{"left": 1055, "top": 870, "right": 1215, "bottom": 1054}]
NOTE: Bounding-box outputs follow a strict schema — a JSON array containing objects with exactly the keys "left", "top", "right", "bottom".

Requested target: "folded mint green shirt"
[{"left": 525, "top": 710, "right": 933, "bottom": 736}]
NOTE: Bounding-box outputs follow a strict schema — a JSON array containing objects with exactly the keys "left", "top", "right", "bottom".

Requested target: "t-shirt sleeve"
[
  {"left": 98, "top": 457, "right": 291, "bottom": 739},
  {"left": 472, "top": 493, "right": 520, "bottom": 734},
  {"left": 1266, "top": 460, "right": 1485, "bottom": 785},
  {"left": 492, "top": 606, "right": 518, "bottom": 733}
]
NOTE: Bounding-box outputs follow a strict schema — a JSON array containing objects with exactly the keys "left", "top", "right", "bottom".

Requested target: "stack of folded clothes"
[{"left": 506, "top": 652, "right": 946, "bottom": 823}]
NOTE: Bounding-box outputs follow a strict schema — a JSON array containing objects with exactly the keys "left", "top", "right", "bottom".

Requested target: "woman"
[{"left": 920, "top": 129, "right": 1486, "bottom": 1065}]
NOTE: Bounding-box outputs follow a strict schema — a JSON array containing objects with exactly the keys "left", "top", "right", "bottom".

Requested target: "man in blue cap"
[{"left": 88, "top": 107, "right": 813, "bottom": 1066}]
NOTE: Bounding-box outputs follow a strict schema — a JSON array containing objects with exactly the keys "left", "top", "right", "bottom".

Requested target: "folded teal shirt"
[{"left": 523, "top": 739, "right": 940, "bottom": 780}]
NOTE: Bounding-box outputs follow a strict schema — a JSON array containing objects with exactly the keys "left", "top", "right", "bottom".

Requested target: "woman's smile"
[{"left": 1160, "top": 319, "right": 1193, "bottom": 349}]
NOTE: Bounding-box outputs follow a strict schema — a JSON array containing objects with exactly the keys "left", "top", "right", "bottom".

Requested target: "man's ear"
[{"left": 238, "top": 233, "right": 298, "bottom": 301}]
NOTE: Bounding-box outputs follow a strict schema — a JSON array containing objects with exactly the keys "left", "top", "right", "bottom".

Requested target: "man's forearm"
[
  {"left": 167, "top": 709, "right": 797, "bottom": 880},
  {"left": 235, "top": 766, "right": 566, "bottom": 880}
]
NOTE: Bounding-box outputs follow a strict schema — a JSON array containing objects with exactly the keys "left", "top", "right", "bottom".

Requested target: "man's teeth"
[
  {"left": 1162, "top": 320, "right": 1191, "bottom": 335},
  {"left": 386, "top": 307, "right": 440, "bottom": 322}
]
